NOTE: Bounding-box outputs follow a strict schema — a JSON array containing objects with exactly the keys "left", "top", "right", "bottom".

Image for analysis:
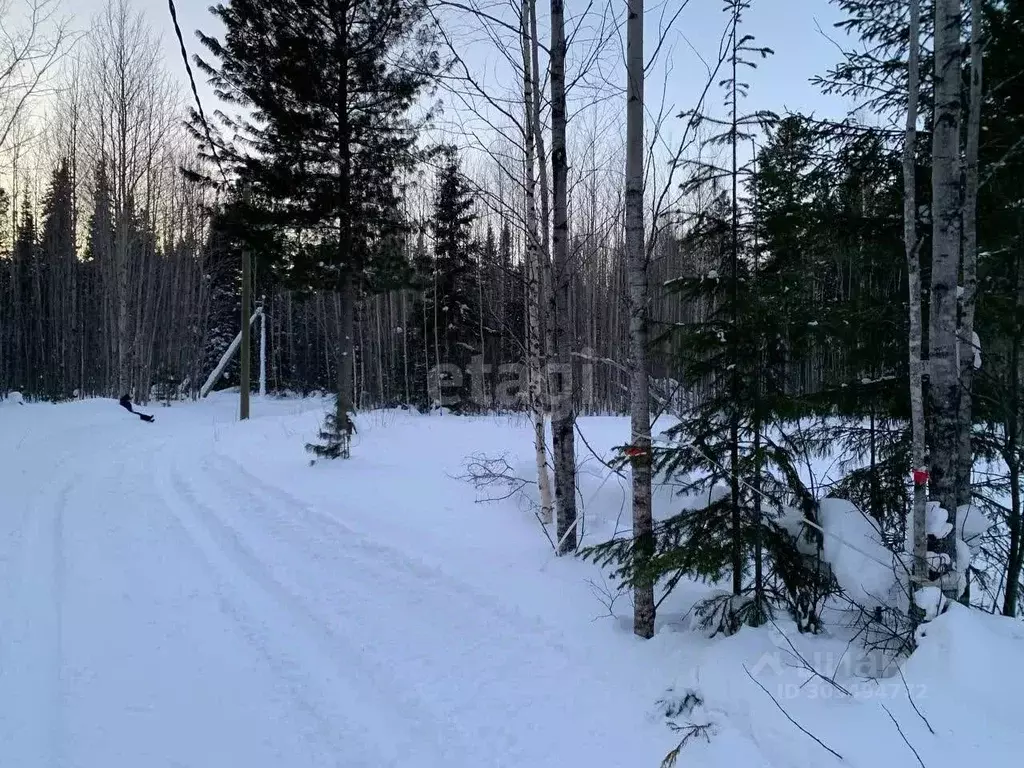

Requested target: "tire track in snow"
[
  {"left": 150, "top": 461, "right": 389, "bottom": 767},
  {"left": 51, "top": 472, "right": 69, "bottom": 768},
  {"left": 193, "top": 452, "right": 626, "bottom": 766},
  {"left": 57, "top": 438, "right": 348, "bottom": 768},
  {"left": 153, "top": 450, "right": 476, "bottom": 766},
  {"left": 147, "top": 497, "right": 363, "bottom": 767},
  {"left": 207, "top": 450, "right": 577, "bottom": 659},
  {"left": 0, "top": 468, "right": 75, "bottom": 768},
  {"left": 211, "top": 449, "right": 572, "bottom": 649}
]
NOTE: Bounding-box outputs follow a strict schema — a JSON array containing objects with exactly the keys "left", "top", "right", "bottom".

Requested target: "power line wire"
[{"left": 167, "top": 0, "right": 229, "bottom": 186}]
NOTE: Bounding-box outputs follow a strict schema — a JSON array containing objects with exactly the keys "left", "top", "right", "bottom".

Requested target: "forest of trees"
[{"left": 3, "top": 0, "right": 1024, "bottom": 635}]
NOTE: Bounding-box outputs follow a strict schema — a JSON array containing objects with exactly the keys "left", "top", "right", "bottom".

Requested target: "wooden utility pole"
[{"left": 240, "top": 248, "right": 251, "bottom": 420}]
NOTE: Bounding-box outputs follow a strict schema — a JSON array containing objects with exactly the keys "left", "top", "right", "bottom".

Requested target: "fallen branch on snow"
[
  {"left": 881, "top": 703, "right": 927, "bottom": 768},
  {"left": 458, "top": 453, "right": 557, "bottom": 553},
  {"left": 742, "top": 664, "right": 844, "bottom": 762},
  {"left": 660, "top": 722, "right": 715, "bottom": 768}
]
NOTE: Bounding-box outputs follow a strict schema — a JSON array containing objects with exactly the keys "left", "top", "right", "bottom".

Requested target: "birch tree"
[
  {"left": 528, "top": 0, "right": 560, "bottom": 534},
  {"left": 521, "top": 0, "right": 555, "bottom": 525},
  {"left": 0, "top": 0, "right": 72, "bottom": 155},
  {"left": 84, "top": 0, "right": 175, "bottom": 397},
  {"left": 903, "top": 0, "right": 929, "bottom": 600},
  {"left": 625, "top": 0, "right": 655, "bottom": 638},
  {"left": 957, "top": 0, "right": 983, "bottom": 508},
  {"left": 195, "top": 0, "right": 439, "bottom": 457},
  {"left": 548, "top": 0, "right": 578, "bottom": 553},
  {"left": 928, "top": 0, "right": 963, "bottom": 596}
]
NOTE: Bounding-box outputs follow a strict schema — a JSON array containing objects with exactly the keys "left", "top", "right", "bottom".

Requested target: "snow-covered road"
[
  {"left": 0, "top": 399, "right": 668, "bottom": 768},
  {"left": 7, "top": 396, "right": 1024, "bottom": 768}
]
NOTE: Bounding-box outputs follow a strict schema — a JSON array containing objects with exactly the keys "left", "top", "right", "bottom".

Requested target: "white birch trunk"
[
  {"left": 549, "top": 0, "right": 578, "bottom": 554},
  {"left": 522, "top": 0, "right": 554, "bottom": 525},
  {"left": 477, "top": 248, "right": 486, "bottom": 407},
  {"left": 402, "top": 290, "right": 410, "bottom": 404},
  {"left": 200, "top": 308, "right": 263, "bottom": 398},
  {"left": 957, "top": 0, "right": 983, "bottom": 508},
  {"left": 626, "top": 0, "right": 655, "bottom": 638},
  {"left": 929, "top": 0, "right": 964, "bottom": 596},
  {"left": 903, "top": 0, "right": 929, "bottom": 594},
  {"left": 432, "top": 249, "right": 442, "bottom": 407},
  {"left": 259, "top": 299, "right": 267, "bottom": 397},
  {"left": 529, "top": 0, "right": 555, "bottom": 414}
]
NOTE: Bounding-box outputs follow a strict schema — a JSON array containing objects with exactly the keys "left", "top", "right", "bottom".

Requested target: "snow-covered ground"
[{"left": 1, "top": 393, "right": 1021, "bottom": 767}]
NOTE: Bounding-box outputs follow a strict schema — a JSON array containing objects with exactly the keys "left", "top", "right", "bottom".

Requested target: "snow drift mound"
[{"left": 0, "top": 390, "right": 25, "bottom": 405}]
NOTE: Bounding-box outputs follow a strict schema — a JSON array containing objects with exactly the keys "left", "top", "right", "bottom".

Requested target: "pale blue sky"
[
  {"left": 58, "top": 0, "right": 861, "bottom": 197},
  {"left": 85, "top": 0, "right": 853, "bottom": 122}
]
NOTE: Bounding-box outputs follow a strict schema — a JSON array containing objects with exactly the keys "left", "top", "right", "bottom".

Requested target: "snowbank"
[
  {"left": 817, "top": 498, "right": 900, "bottom": 607},
  {"left": 0, "top": 389, "right": 24, "bottom": 405},
  {"left": 654, "top": 603, "right": 1024, "bottom": 768}
]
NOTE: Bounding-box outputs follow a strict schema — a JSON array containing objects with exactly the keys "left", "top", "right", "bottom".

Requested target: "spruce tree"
[
  {"left": 751, "top": 118, "right": 911, "bottom": 537},
  {"left": 497, "top": 220, "right": 524, "bottom": 377},
  {"left": 814, "top": 0, "right": 935, "bottom": 120},
  {"left": 12, "top": 199, "right": 37, "bottom": 395},
  {"left": 198, "top": 211, "right": 243, "bottom": 392},
  {"left": 38, "top": 159, "right": 76, "bottom": 399},
  {"left": 193, "top": 0, "right": 440, "bottom": 457},
  {"left": 479, "top": 222, "right": 499, "bottom": 393},
  {"left": 581, "top": 0, "right": 838, "bottom": 635},
  {"left": 83, "top": 163, "right": 114, "bottom": 396},
  {"left": 661, "top": 0, "right": 779, "bottom": 631},
  {"left": 418, "top": 150, "right": 480, "bottom": 411},
  {"left": 973, "top": 0, "right": 1024, "bottom": 615}
]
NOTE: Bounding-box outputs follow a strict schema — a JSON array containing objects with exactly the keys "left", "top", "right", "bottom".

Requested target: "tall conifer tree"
[{"left": 193, "top": 0, "right": 440, "bottom": 457}]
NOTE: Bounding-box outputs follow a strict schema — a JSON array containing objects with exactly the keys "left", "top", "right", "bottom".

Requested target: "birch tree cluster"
[
  {"left": 1, "top": 0, "right": 207, "bottom": 400},
  {"left": 586, "top": 0, "right": 1024, "bottom": 638}
]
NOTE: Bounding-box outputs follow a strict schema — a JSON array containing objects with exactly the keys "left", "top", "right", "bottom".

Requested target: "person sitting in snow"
[{"left": 119, "top": 394, "right": 155, "bottom": 423}]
